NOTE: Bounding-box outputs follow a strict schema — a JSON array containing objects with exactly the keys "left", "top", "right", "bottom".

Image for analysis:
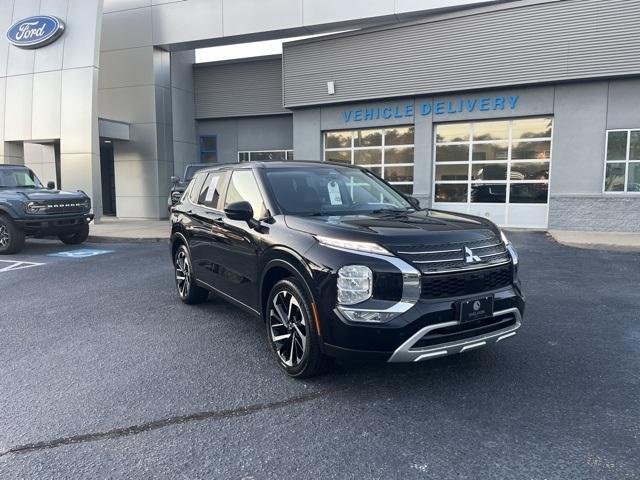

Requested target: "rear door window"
[{"left": 198, "top": 172, "right": 226, "bottom": 209}]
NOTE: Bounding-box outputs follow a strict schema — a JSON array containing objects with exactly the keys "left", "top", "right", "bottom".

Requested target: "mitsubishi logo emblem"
[{"left": 464, "top": 246, "right": 481, "bottom": 264}]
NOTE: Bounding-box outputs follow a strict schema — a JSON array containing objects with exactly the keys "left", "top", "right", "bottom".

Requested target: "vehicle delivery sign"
[{"left": 6, "top": 16, "right": 65, "bottom": 49}]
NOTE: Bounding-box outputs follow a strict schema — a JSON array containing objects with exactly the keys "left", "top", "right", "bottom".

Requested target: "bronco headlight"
[
  {"left": 24, "top": 201, "right": 47, "bottom": 214},
  {"left": 337, "top": 265, "right": 372, "bottom": 305}
]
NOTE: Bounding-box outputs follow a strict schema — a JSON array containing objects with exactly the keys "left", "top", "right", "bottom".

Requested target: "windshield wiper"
[{"left": 370, "top": 208, "right": 414, "bottom": 215}]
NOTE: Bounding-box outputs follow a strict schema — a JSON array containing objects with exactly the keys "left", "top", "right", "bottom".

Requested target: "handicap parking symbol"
[{"left": 48, "top": 248, "right": 114, "bottom": 258}]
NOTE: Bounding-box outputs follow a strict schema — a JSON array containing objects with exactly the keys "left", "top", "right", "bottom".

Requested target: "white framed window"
[
  {"left": 323, "top": 126, "right": 415, "bottom": 194},
  {"left": 238, "top": 150, "right": 293, "bottom": 162},
  {"left": 433, "top": 117, "right": 553, "bottom": 205},
  {"left": 604, "top": 129, "right": 640, "bottom": 193}
]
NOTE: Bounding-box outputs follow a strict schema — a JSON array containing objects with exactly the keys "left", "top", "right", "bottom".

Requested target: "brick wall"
[{"left": 549, "top": 196, "right": 640, "bottom": 232}]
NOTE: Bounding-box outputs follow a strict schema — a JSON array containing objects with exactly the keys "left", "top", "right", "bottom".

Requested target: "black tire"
[
  {"left": 174, "top": 244, "right": 209, "bottom": 304},
  {"left": 266, "top": 278, "right": 333, "bottom": 378},
  {"left": 58, "top": 223, "right": 90, "bottom": 245},
  {"left": 0, "top": 215, "right": 25, "bottom": 255}
]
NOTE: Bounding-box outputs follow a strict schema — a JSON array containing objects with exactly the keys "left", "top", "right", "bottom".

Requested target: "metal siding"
[
  {"left": 283, "top": 0, "right": 640, "bottom": 107},
  {"left": 194, "top": 57, "right": 289, "bottom": 119}
]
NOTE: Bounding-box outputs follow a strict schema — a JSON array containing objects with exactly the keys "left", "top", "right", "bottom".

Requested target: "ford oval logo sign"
[{"left": 6, "top": 16, "right": 65, "bottom": 49}]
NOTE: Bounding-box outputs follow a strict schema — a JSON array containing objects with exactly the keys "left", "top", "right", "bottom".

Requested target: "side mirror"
[
  {"left": 406, "top": 195, "right": 421, "bottom": 209},
  {"left": 47, "top": 181, "right": 56, "bottom": 190},
  {"left": 170, "top": 176, "right": 180, "bottom": 185},
  {"left": 224, "top": 201, "right": 253, "bottom": 222}
]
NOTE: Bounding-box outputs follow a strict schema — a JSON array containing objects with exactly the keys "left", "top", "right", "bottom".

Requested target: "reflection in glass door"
[{"left": 432, "top": 117, "right": 553, "bottom": 228}]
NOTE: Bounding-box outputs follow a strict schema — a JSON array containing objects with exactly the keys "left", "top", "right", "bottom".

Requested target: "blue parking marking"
[{"left": 48, "top": 248, "right": 114, "bottom": 258}]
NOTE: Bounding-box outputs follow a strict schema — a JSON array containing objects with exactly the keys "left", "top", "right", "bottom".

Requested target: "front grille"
[
  {"left": 389, "top": 230, "right": 510, "bottom": 274},
  {"left": 42, "top": 200, "right": 87, "bottom": 214},
  {"left": 421, "top": 264, "right": 513, "bottom": 299}
]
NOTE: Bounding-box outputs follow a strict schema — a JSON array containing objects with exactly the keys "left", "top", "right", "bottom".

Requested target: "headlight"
[
  {"left": 337, "top": 265, "right": 372, "bottom": 305},
  {"left": 501, "top": 230, "right": 519, "bottom": 267},
  {"left": 80, "top": 198, "right": 91, "bottom": 211},
  {"left": 500, "top": 230, "right": 510, "bottom": 246},
  {"left": 316, "top": 235, "right": 391, "bottom": 256},
  {"left": 24, "top": 201, "right": 47, "bottom": 214}
]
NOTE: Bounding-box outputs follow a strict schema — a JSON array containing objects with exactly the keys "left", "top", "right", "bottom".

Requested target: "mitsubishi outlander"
[{"left": 169, "top": 161, "right": 524, "bottom": 377}]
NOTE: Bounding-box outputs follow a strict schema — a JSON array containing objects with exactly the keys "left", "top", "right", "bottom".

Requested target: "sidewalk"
[
  {"left": 89, "top": 217, "right": 169, "bottom": 243},
  {"left": 548, "top": 230, "right": 640, "bottom": 252}
]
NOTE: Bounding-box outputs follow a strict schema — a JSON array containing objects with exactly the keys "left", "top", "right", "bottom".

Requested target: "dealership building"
[{"left": 1, "top": 0, "right": 639, "bottom": 230}]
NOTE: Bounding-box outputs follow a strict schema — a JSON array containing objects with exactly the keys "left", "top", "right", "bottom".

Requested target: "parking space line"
[{"left": 0, "top": 260, "right": 45, "bottom": 272}]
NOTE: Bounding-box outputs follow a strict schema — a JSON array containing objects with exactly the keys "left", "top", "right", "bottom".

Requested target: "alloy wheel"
[
  {"left": 0, "top": 224, "right": 9, "bottom": 248},
  {"left": 175, "top": 249, "right": 191, "bottom": 298},
  {"left": 269, "top": 290, "right": 307, "bottom": 367}
]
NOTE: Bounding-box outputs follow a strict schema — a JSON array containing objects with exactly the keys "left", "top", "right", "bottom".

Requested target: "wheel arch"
[{"left": 170, "top": 229, "right": 188, "bottom": 261}]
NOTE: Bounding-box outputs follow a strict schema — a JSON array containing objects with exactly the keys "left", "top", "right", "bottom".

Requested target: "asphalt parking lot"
[{"left": 0, "top": 232, "right": 638, "bottom": 479}]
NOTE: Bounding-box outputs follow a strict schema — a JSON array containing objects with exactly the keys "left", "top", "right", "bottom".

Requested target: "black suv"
[
  {"left": 0, "top": 165, "right": 93, "bottom": 254},
  {"left": 168, "top": 163, "right": 209, "bottom": 212},
  {"left": 170, "top": 161, "right": 524, "bottom": 377}
]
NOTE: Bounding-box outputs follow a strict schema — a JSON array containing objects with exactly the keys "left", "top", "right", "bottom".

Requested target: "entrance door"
[
  {"left": 432, "top": 117, "right": 553, "bottom": 228},
  {"left": 100, "top": 140, "right": 116, "bottom": 216}
]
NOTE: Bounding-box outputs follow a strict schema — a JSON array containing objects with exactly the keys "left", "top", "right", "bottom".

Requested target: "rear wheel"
[
  {"left": 0, "top": 215, "right": 25, "bottom": 254},
  {"left": 174, "top": 244, "right": 209, "bottom": 304},
  {"left": 266, "top": 278, "right": 333, "bottom": 378},
  {"left": 58, "top": 223, "right": 89, "bottom": 245}
]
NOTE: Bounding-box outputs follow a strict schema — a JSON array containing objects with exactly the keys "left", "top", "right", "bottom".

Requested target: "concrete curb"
[
  {"left": 547, "top": 231, "right": 640, "bottom": 253},
  {"left": 88, "top": 235, "right": 169, "bottom": 244}
]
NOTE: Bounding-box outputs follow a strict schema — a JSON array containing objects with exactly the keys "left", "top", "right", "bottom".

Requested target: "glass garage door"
[{"left": 433, "top": 117, "right": 552, "bottom": 228}]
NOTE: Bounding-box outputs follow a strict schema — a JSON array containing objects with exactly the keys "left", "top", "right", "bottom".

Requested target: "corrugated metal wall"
[
  {"left": 194, "top": 56, "right": 289, "bottom": 119},
  {"left": 283, "top": 0, "right": 640, "bottom": 107}
]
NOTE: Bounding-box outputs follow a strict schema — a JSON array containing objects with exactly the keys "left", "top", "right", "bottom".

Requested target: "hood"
[
  {"left": 284, "top": 209, "right": 500, "bottom": 247},
  {"left": 3, "top": 188, "right": 88, "bottom": 201}
]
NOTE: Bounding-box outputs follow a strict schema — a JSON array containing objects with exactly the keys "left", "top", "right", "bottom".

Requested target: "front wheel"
[
  {"left": 0, "top": 215, "right": 25, "bottom": 254},
  {"left": 58, "top": 223, "right": 89, "bottom": 245},
  {"left": 266, "top": 278, "right": 333, "bottom": 378}
]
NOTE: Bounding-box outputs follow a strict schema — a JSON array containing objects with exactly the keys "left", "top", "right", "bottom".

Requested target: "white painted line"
[{"left": 0, "top": 260, "right": 45, "bottom": 272}]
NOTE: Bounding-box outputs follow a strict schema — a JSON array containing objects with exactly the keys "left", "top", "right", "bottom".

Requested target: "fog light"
[
  {"left": 338, "top": 308, "right": 397, "bottom": 323},
  {"left": 337, "top": 265, "right": 372, "bottom": 305}
]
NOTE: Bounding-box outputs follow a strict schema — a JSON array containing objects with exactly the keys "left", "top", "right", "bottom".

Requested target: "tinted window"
[
  {"left": 198, "top": 172, "right": 225, "bottom": 208},
  {"left": 188, "top": 173, "right": 207, "bottom": 204},
  {"left": 225, "top": 170, "right": 266, "bottom": 218}
]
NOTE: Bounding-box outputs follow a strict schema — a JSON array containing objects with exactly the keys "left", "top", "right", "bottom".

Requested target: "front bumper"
[
  {"left": 387, "top": 307, "right": 521, "bottom": 362},
  {"left": 14, "top": 213, "right": 94, "bottom": 236}
]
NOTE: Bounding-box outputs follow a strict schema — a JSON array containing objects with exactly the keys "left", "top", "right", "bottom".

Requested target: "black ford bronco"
[{"left": 0, "top": 165, "right": 93, "bottom": 254}]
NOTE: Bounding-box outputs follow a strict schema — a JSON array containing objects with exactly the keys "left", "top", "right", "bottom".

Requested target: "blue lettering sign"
[
  {"left": 340, "top": 95, "right": 520, "bottom": 123},
  {"left": 6, "top": 16, "right": 65, "bottom": 49}
]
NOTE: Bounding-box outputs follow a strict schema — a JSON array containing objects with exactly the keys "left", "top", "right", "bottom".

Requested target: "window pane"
[
  {"left": 630, "top": 131, "right": 640, "bottom": 160},
  {"left": 225, "top": 170, "right": 266, "bottom": 218},
  {"left": 391, "top": 184, "right": 413, "bottom": 194},
  {"left": 604, "top": 163, "right": 626, "bottom": 191},
  {"left": 325, "top": 150, "right": 351, "bottom": 164},
  {"left": 512, "top": 118, "right": 552, "bottom": 139},
  {"left": 354, "top": 129, "right": 382, "bottom": 147},
  {"left": 436, "top": 123, "right": 470, "bottom": 143},
  {"left": 606, "top": 131, "right": 628, "bottom": 160},
  {"left": 238, "top": 152, "right": 250, "bottom": 162},
  {"left": 200, "top": 136, "right": 217, "bottom": 152},
  {"left": 252, "top": 151, "right": 285, "bottom": 161},
  {"left": 471, "top": 142, "right": 509, "bottom": 161},
  {"left": 473, "top": 121, "right": 509, "bottom": 141},
  {"left": 286, "top": 151, "right": 294, "bottom": 160},
  {"left": 509, "top": 183, "right": 549, "bottom": 203},
  {"left": 510, "top": 162, "right": 550, "bottom": 180},
  {"left": 385, "top": 127, "right": 414, "bottom": 145},
  {"left": 511, "top": 141, "right": 551, "bottom": 160},
  {"left": 385, "top": 147, "right": 413, "bottom": 164},
  {"left": 366, "top": 166, "right": 382, "bottom": 177},
  {"left": 472, "top": 163, "right": 507, "bottom": 181},
  {"left": 198, "top": 173, "right": 224, "bottom": 208},
  {"left": 435, "top": 164, "right": 468, "bottom": 181},
  {"left": 435, "top": 144, "right": 469, "bottom": 162},
  {"left": 325, "top": 131, "right": 352, "bottom": 148},
  {"left": 385, "top": 165, "right": 413, "bottom": 182},
  {"left": 627, "top": 162, "right": 640, "bottom": 192},
  {"left": 435, "top": 184, "right": 467, "bottom": 202},
  {"left": 470, "top": 183, "right": 506, "bottom": 203},
  {"left": 201, "top": 152, "right": 217, "bottom": 163},
  {"left": 354, "top": 149, "right": 381, "bottom": 165}
]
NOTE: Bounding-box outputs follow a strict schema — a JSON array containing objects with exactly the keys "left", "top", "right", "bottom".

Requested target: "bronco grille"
[
  {"left": 420, "top": 264, "right": 513, "bottom": 299},
  {"left": 42, "top": 200, "right": 88, "bottom": 214},
  {"left": 389, "top": 230, "right": 510, "bottom": 274}
]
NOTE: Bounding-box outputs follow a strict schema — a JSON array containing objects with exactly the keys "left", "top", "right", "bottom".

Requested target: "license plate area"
[{"left": 458, "top": 295, "right": 494, "bottom": 323}]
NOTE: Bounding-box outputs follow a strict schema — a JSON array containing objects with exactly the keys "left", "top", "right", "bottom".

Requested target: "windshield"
[
  {"left": 184, "top": 165, "right": 206, "bottom": 182},
  {"left": 0, "top": 167, "right": 43, "bottom": 189},
  {"left": 263, "top": 166, "right": 413, "bottom": 216}
]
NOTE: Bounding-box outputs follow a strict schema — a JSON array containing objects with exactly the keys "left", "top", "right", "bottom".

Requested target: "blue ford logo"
[{"left": 6, "top": 16, "right": 65, "bottom": 49}]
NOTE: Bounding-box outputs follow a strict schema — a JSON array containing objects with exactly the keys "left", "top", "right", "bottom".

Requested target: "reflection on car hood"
[
  {"left": 1, "top": 188, "right": 87, "bottom": 201},
  {"left": 285, "top": 209, "right": 500, "bottom": 246}
]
